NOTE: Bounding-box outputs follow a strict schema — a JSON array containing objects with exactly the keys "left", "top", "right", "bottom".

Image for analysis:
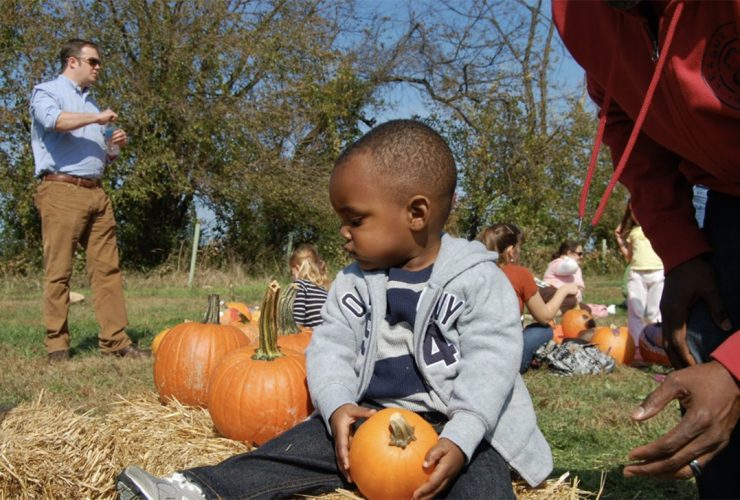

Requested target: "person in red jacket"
[{"left": 553, "top": 1, "right": 739, "bottom": 497}]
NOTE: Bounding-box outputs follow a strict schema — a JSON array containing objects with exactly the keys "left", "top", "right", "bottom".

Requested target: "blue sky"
[{"left": 365, "top": 0, "right": 588, "bottom": 123}]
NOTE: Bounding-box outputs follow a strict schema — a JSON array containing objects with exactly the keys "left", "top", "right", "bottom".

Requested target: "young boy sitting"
[{"left": 116, "top": 120, "right": 552, "bottom": 499}]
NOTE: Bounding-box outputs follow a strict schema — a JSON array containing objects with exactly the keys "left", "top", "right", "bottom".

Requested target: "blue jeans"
[
  {"left": 521, "top": 324, "right": 553, "bottom": 373},
  {"left": 184, "top": 412, "right": 515, "bottom": 499},
  {"left": 685, "top": 190, "right": 740, "bottom": 499}
]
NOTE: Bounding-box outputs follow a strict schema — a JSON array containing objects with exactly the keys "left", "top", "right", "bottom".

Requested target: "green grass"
[{"left": 0, "top": 272, "right": 696, "bottom": 498}]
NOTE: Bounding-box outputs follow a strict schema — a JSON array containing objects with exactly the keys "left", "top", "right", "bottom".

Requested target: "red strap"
[{"left": 582, "top": 2, "right": 685, "bottom": 226}]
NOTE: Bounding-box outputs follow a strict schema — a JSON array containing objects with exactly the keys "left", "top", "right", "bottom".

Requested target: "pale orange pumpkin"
[
  {"left": 561, "top": 304, "right": 596, "bottom": 339},
  {"left": 219, "top": 301, "right": 252, "bottom": 325},
  {"left": 349, "top": 408, "right": 438, "bottom": 500},
  {"left": 591, "top": 324, "right": 635, "bottom": 365},
  {"left": 153, "top": 295, "right": 249, "bottom": 407},
  {"left": 151, "top": 327, "right": 170, "bottom": 355},
  {"left": 207, "top": 281, "right": 313, "bottom": 445}
]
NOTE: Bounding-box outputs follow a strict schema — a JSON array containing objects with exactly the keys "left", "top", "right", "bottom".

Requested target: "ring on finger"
[{"left": 688, "top": 459, "right": 702, "bottom": 478}]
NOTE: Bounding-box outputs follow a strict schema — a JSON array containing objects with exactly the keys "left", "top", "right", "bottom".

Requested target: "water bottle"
[{"left": 103, "top": 123, "right": 121, "bottom": 157}]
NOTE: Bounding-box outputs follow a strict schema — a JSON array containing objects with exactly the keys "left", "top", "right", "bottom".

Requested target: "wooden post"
[{"left": 188, "top": 220, "right": 201, "bottom": 288}]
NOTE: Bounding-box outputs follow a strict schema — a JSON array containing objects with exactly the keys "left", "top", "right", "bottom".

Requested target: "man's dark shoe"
[
  {"left": 105, "top": 346, "right": 151, "bottom": 359},
  {"left": 47, "top": 350, "right": 70, "bottom": 362}
]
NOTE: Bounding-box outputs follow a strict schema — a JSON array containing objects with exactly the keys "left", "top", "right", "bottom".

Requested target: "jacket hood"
[{"left": 429, "top": 233, "right": 499, "bottom": 286}]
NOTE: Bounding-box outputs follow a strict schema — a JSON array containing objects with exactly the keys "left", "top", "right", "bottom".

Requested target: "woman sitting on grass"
[{"left": 480, "top": 223, "right": 579, "bottom": 373}]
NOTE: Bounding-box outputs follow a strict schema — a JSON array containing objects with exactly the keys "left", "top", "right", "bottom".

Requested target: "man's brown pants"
[{"left": 34, "top": 180, "right": 131, "bottom": 354}]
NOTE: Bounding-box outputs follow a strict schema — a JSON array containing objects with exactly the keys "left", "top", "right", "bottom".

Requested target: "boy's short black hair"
[{"left": 335, "top": 119, "right": 457, "bottom": 217}]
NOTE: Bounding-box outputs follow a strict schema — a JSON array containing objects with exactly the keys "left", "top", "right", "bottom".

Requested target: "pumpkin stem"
[
  {"left": 203, "top": 294, "right": 221, "bottom": 324},
  {"left": 252, "top": 281, "right": 284, "bottom": 361},
  {"left": 277, "top": 283, "right": 301, "bottom": 335},
  {"left": 388, "top": 412, "right": 417, "bottom": 449}
]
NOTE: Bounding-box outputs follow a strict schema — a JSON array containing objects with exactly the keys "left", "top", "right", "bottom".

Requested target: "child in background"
[
  {"left": 615, "top": 202, "right": 664, "bottom": 347},
  {"left": 117, "top": 119, "right": 551, "bottom": 499},
  {"left": 480, "top": 223, "right": 579, "bottom": 373},
  {"left": 540, "top": 240, "right": 592, "bottom": 314},
  {"left": 289, "top": 243, "right": 330, "bottom": 328}
]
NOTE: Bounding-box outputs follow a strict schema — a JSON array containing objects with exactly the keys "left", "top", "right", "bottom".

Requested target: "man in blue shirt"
[{"left": 30, "top": 39, "right": 148, "bottom": 361}]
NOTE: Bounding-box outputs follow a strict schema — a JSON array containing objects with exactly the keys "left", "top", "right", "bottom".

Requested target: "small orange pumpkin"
[
  {"left": 561, "top": 304, "right": 595, "bottom": 339},
  {"left": 591, "top": 324, "right": 635, "bottom": 365},
  {"left": 151, "top": 327, "right": 170, "bottom": 355},
  {"left": 219, "top": 301, "right": 253, "bottom": 325},
  {"left": 638, "top": 323, "right": 670, "bottom": 366},
  {"left": 207, "top": 281, "right": 313, "bottom": 445},
  {"left": 349, "top": 408, "right": 438, "bottom": 500},
  {"left": 550, "top": 322, "right": 565, "bottom": 344},
  {"left": 154, "top": 295, "right": 249, "bottom": 407}
]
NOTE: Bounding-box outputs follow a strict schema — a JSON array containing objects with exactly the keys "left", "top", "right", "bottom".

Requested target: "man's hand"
[
  {"left": 110, "top": 128, "right": 128, "bottom": 148},
  {"left": 412, "top": 438, "right": 465, "bottom": 500},
  {"left": 96, "top": 109, "right": 118, "bottom": 124},
  {"left": 660, "top": 255, "right": 731, "bottom": 368},
  {"left": 329, "top": 403, "right": 376, "bottom": 483},
  {"left": 623, "top": 361, "right": 740, "bottom": 479}
]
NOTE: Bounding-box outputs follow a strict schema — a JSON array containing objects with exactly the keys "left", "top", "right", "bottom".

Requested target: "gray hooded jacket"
[{"left": 306, "top": 234, "right": 553, "bottom": 486}]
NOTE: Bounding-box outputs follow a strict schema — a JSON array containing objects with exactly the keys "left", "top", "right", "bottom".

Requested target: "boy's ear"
[{"left": 407, "top": 195, "right": 430, "bottom": 231}]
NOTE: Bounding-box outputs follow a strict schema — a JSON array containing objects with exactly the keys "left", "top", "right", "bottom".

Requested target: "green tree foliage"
[
  {"left": 0, "top": 0, "right": 628, "bottom": 274},
  {"left": 386, "top": 0, "right": 628, "bottom": 270}
]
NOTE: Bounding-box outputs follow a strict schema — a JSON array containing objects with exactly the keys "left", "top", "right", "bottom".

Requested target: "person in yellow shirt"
[{"left": 615, "top": 202, "right": 664, "bottom": 347}]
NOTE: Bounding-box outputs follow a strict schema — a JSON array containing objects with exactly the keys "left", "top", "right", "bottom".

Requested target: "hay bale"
[
  {"left": 0, "top": 392, "right": 592, "bottom": 499},
  {"left": 0, "top": 391, "right": 249, "bottom": 498}
]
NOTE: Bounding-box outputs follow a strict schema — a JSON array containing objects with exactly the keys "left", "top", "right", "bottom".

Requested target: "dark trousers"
[
  {"left": 686, "top": 190, "right": 740, "bottom": 499},
  {"left": 184, "top": 413, "right": 515, "bottom": 500},
  {"left": 521, "top": 323, "right": 553, "bottom": 373}
]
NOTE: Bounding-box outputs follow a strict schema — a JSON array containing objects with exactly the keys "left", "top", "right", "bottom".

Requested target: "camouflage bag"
[{"left": 533, "top": 339, "right": 616, "bottom": 375}]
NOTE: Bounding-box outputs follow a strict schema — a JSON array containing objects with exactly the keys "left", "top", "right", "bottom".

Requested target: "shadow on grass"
[
  {"left": 557, "top": 467, "right": 697, "bottom": 499},
  {"left": 70, "top": 327, "right": 154, "bottom": 357}
]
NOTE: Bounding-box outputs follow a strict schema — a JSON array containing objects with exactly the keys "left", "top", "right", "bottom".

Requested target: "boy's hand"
[
  {"left": 329, "top": 403, "right": 376, "bottom": 483},
  {"left": 412, "top": 438, "right": 465, "bottom": 500}
]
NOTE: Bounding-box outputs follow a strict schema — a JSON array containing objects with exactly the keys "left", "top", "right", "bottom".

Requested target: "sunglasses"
[
  {"left": 77, "top": 56, "right": 102, "bottom": 68},
  {"left": 574, "top": 251, "right": 584, "bottom": 256}
]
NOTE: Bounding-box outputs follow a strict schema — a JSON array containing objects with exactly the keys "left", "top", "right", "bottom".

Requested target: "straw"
[{"left": 0, "top": 391, "right": 591, "bottom": 499}]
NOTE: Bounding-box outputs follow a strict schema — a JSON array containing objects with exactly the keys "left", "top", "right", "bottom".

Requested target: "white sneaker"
[
  {"left": 606, "top": 304, "right": 616, "bottom": 315},
  {"left": 116, "top": 466, "right": 205, "bottom": 500}
]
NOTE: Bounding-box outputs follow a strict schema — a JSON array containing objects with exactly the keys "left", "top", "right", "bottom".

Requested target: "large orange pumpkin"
[
  {"left": 561, "top": 304, "right": 595, "bottom": 339},
  {"left": 591, "top": 324, "right": 635, "bottom": 365},
  {"left": 349, "top": 408, "right": 438, "bottom": 500},
  {"left": 207, "top": 281, "right": 313, "bottom": 445},
  {"left": 153, "top": 295, "right": 249, "bottom": 407}
]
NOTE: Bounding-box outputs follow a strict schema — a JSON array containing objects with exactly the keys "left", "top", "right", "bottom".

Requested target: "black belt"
[{"left": 42, "top": 173, "right": 101, "bottom": 189}]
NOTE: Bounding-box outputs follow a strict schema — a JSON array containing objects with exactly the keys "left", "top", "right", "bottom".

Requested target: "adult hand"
[
  {"left": 660, "top": 255, "right": 731, "bottom": 368},
  {"left": 412, "top": 438, "right": 465, "bottom": 500},
  {"left": 110, "top": 128, "right": 128, "bottom": 147},
  {"left": 623, "top": 361, "right": 740, "bottom": 479},
  {"left": 329, "top": 403, "right": 376, "bottom": 483},
  {"left": 96, "top": 109, "right": 118, "bottom": 124}
]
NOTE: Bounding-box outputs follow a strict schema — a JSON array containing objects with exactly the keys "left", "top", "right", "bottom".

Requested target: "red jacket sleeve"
[
  {"left": 711, "top": 331, "right": 740, "bottom": 382},
  {"left": 586, "top": 75, "right": 711, "bottom": 272}
]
